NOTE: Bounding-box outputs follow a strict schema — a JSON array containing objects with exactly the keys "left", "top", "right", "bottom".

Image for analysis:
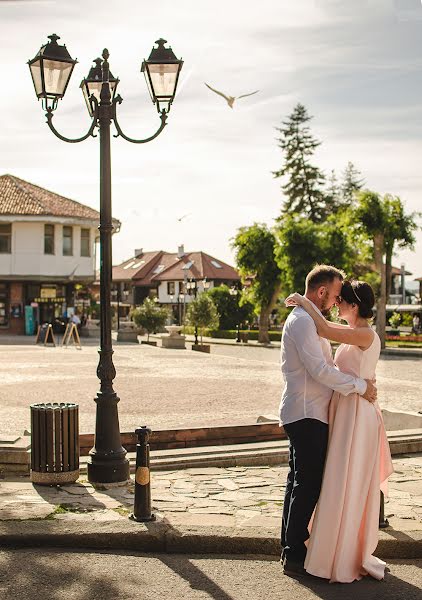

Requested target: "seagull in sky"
[
  {"left": 204, "top": 83, "right": 259, "bottom": 108},
  {"left": 177, "top": 213, "right": 191, "bottom": 222}
]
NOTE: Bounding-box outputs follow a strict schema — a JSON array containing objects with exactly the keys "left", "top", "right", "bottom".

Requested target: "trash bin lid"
[{"left": 30, "top": 402, "right": 78, "bottom": 409}]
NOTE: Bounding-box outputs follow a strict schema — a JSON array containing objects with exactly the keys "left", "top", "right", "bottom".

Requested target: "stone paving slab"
[
  {"left": 0, "top": 455, "right": 421, "bottom": 558},
  {"left": 1, "top": 456, "right": 421, "bottom": 534}
]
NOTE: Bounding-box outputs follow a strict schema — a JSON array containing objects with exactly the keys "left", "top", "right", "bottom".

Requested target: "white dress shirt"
[{"left": 279, "top": 303, "right": 367, "bottom": 426}]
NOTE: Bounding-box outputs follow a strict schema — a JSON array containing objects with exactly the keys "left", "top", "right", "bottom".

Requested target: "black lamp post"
[
  {"left": 28, "top": 34, "right": 183, "bottom": 484},
  {"left": 230, "top": 286, "right": 242, "bottom": 343},
  {"left": 111, "top": 287, "right": 124, "bottom": 331},
  {"left": 187, "top": 279, "right": 199, "bottom": 345}
]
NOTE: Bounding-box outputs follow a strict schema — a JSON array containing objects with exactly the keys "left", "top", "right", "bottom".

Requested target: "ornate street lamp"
[
  {"left": 141, "top": 38, "right": 183, "bottom": 114},
  {"left": 28, "top": 34, "right": 77, "bottom": 111},
  {"left": 80, "top": 57, "right": 119, "bottom": 117},
  {"left": 28, "top": 34, "right": 183, "bottom": 484}
]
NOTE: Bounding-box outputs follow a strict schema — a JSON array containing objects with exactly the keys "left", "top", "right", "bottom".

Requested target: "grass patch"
[{"left": 112, "top": 506, "right": 131, "bottom": 517}]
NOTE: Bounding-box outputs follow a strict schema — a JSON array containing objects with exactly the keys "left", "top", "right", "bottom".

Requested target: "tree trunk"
[
  {"left": 258, "top": 284, "right": 282, "bottom": 344},
  {"left": 374, "top": 233, "right": 386, "bottom": 349},
  {"left": 385, "top": 244, "right": 393, "bottom": 301}
]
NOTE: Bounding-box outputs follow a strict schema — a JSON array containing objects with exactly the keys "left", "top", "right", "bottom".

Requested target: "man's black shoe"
[{"left": 283, "top": 559, "right": 307, "bottom": 577}]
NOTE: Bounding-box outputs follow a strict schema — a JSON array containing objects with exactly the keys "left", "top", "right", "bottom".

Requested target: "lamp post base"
[
  {"left": 87, "top": 456, "right": 130, "bottom": 484},
  {"left": 129, "top": 513, "right": 156, "bottom": 523}
]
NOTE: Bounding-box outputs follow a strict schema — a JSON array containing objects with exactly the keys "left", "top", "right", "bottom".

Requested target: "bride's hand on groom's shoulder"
[{"left": 285, "top": 293, "right": 305, "bottom": 307}]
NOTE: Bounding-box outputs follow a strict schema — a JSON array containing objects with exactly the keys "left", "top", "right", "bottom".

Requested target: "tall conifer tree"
[
  {"left": 273, "top": 103, "right": 326, "bottom": 222},
  {"left": 341, "top": 161, "right": 365, "bottom": 204}
]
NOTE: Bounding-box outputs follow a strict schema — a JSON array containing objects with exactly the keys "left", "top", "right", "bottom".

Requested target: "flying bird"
[
  {"left": 177, "top": 213, "right": 191, "bottom": 222},
  {"left": 204, "top": 83, "right": 259, "bottom": 108}
]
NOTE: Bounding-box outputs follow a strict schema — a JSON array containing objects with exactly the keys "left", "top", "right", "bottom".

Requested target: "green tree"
[
  {"left": 354, "top": 190, "right": 419, "bottom": 348},
  {"left": 131, "top": 298, "right": 169, "bottom": 342},
  {"left": 231, "top": 223, "right": 282, "bottom": 344},
  {"left": 341, "top": 161, "right": 365, "bottom": 205},
  {"left": 354, "top": 191, "right": 388, "bottom": 347},
  {"left": 325, "top": 169, "right": 341, "bottom": 213},
  {"left": 206, "top": 285, "right": 254, "bottom": 330},
  {"left": 382, "top": 194, "right": 419, "bottom": 299},
  {"left": 273, "top": 103, "right": 327, "bottom": 222},
  {"left": 186, "top": 294, "right": 219, "bottom": 345},
  {"left": 274, "top": 213, "right": 357, "bottom": 293}
]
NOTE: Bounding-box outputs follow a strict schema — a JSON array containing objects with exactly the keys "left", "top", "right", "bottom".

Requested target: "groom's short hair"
[{"left": 305, "top": 265, "right": 345, "bottom": 291}]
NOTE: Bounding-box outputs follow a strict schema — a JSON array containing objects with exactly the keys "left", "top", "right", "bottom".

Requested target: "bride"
[{"left": 285, "top": 279, "right": 393, "bottom": 583}]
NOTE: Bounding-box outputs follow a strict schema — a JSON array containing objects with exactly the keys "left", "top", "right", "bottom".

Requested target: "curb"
[
  {"left": 0, "top": 520, "right": 421, "bottom": 559},
  {"left": 381, "top": 348, "right": 422, "bottom": 358}
]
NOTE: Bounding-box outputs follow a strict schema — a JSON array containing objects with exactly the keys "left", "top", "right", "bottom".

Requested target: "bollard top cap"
[{"left": 135, "top": 426, "right": 151, "bottom": 441}]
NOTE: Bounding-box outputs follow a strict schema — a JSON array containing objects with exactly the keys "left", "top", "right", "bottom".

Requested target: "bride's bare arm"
[{"left": 285, "top": 293, "right": 374, "bottom": 347}]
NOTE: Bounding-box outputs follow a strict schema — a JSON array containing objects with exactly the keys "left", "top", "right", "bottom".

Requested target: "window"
[
  {"left": 152, "top": 265, "right": 165, "bottom": 274},
  {"left": 44, "top": 224, "right": 55, "bottom": 254},
  {"left": 132, "top": 261, "right": 145, "bottom": 269},
  {"left": 167, "top": 282, "right": 175, "bottom": 295},
  {"left": 0, "top": 283, "right": 9, "bottom": 327},
  {"left": 63, "top": 226, "right": 73, "bottom": 256},
  {"left": 211, "top": 260, "right": 223, "bottom": 269},
  {"left": 0, "top": 224, "right": 11, "bottom": 254},
  {"left": 80, "top": 228, "right": 90, "bottom": 257}
]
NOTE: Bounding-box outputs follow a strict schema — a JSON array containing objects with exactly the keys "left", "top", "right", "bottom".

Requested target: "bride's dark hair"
[{"left": 340, "top": 280, "right": 375, "bottom": 319}]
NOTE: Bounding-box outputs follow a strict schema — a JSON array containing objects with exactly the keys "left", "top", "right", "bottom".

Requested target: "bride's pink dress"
[{"left": 304, "top": 332, "right": 394, "bottom": 583}]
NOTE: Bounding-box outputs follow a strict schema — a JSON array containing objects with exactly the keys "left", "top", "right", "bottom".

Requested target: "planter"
[
  {"left": 117, "top": 329, "right": 139, "bottom": 343},
  {"left": 141, "top": 340, "right": 157, "bottom": 346},
  {"left": 192, "top": 344, "right": 211, "bottom": 353}
]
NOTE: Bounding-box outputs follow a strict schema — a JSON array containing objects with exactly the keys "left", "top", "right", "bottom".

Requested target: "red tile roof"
[
  {"left": 112, "top": 251, "right": 163, "bottom": 281},
  {"left": 112, "top": 250, "right": 240, "bottom": 284},
  {"left": 0, "top": 174, "right": 106, "bottom": 222}
]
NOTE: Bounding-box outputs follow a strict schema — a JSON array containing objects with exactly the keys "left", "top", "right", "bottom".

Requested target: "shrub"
[
  {"left": 131, "top": 299, "right": 170, "bottom": 341},
  {"left": 186, "top": 295, "right": 219, "bottom": 344},
  {"left": 388, "top": 312, "right": 401, "bottom": 329}
]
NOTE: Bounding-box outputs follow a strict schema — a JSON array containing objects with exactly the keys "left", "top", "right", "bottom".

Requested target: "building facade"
[
  {"left": 106, "top": 246, "right": 240, "bottom": 324},
  {"left": 0, "top": 174, "right": 119, "bottom": 335}
]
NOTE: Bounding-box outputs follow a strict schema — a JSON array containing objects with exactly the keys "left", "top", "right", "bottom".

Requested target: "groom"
[{"left": 279, "top": 265, "right": 377, "bottom": 576}]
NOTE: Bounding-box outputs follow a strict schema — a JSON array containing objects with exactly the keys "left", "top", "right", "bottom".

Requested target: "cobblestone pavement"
[
  {"left": 1, "top": 455, "right": 421, "bottom": 533},
  {"left": 0, "top": 342, "right": 421, "bottom": 435}
]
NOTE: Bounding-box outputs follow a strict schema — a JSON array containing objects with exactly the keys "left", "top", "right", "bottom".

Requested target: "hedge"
[{"left": 182, "top": 326, "right": 282, "bottom": 342}]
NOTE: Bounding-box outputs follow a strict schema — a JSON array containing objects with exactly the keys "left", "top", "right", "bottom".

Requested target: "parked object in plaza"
[
  {"left": 192, "top": 343, "right": 210, "bottom": 353},
  {"left": 116, "top": 320, "right": 140, "bottom": 344},
  {"left": 35, "top": 323, "right": 56, "bottom": 346},
  {"left": 130, "top": 426, "right": 155, "bottom": 522},
  {"left": 161, "top": 325, "right": 186, "bottom": 349},
  {"left": 30, "top": 402, "right": 79, "bottom": 484}
]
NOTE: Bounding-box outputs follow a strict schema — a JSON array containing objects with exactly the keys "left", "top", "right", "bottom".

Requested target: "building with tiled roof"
[
  {"left": 0, "top": 174, "right": 120, "bottom": 335},
  {"left": 99, "top": 246, "right": 240, "bottom": 324}
]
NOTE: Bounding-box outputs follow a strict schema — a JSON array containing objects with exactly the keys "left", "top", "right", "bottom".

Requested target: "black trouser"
[{"left": 281, "top": 418, "right": 329, "bottom": 564}]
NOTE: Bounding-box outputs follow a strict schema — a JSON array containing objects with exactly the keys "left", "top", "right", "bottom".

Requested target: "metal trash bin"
[{"left": 30, "top": 402, "right": 79, "bottom": 485}]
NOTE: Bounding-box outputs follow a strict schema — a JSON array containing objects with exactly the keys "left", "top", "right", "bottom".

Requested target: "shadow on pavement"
[
  {"left": 33, "top": 481, "right": 108, "bottom": 512},
  {"left": 291, "top": 563, "right": 422, "bottom": 600}
]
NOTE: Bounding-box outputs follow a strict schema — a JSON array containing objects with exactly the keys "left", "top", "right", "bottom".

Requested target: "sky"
[{"left": 0, "top": 0, "right": 421, "bottom": 283}]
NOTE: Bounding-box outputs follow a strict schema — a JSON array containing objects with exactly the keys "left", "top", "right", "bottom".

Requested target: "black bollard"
[
  {"left": 379, "top": 491, "right": 389, "bottom": 529},
  {"left": 130, "top": 426, "right": 156, "bottom": 522}
]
